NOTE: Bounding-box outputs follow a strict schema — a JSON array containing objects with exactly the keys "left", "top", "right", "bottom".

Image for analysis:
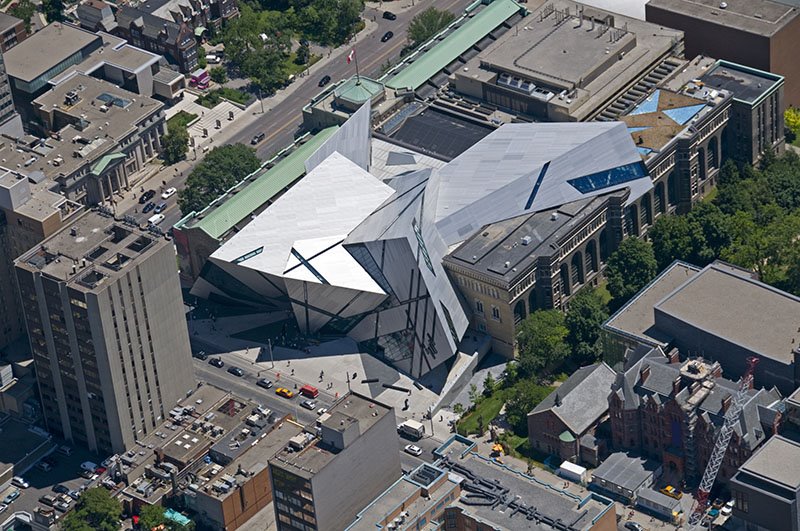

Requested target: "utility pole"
[{"left": 428, "top": 405, "right": 434, "bottom": 437}]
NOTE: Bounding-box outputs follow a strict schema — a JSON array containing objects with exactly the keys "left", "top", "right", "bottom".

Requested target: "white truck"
[{"left": 397, "top": 419, "right": 425, "bottom": 440}]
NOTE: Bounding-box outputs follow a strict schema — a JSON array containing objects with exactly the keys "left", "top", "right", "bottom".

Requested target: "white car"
[
  {"left": 316, "top": 407, "right": 328, "bottom": 416},
  {"left": 0, "top": 503, "right": 7, "bottom": 514},
  {"left": 11, "top": 477, "right": 29, "bottom": 489},
  {"left": 161, "top": 187, "right": 177, "bottom": 199},
  {"left": 300, "top": 400, "right": 317, "bottom": 410},
  {"left": 404, "top": 444, "right": 423, "bottom": 457},
  {"left": 721, "top": 500, "right": 734, "bottom": 517}
]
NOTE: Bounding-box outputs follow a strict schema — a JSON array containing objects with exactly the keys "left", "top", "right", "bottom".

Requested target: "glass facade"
[{"left": 567, "top": 161, "right": 648, "bottom": 194}]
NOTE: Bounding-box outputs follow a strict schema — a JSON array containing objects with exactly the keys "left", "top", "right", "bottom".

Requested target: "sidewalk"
[{"left": 105, "top": 14, "right": 385, "bottom": 217}]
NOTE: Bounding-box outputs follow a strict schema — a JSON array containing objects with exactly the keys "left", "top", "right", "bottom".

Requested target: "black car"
[
  {"left": 52, "top": 484, "right": 69, "bottom": 495},
  {"left": 251, "top": 132, "right": 265, "bottom": 145},
  {"left": 256, "top": 378, "right": 273, "bottom": 389},
  {"left": 142, "top": 202, "right": 156, "bottom": 214},
  {"left": 227, "top": 366, "right": 244, "bottom": 377},
  {"left": 382, "top": 11, "right": 396, "bottom": 20},
  {"left": 624, "top": 523, "right": 644, "bottom": 531},
  {"left": 138, "top": 189, "right": 155, "bottom": 204},
  {"left": 381, "top": 31, "right": 394, "bottom": 43},
  {"left": 318, "top": 75, "right": 331, "bottom": 87},
  {"left": 208, "top": 357, "right": 224, "bottom": 368},
  {"left": 193, "top": 350, "right": 208, "bottom": 361}
]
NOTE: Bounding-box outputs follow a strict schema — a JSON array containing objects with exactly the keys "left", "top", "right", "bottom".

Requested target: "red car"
[{"left": 95, "top": 467, "right": 107, "bottom": 474}]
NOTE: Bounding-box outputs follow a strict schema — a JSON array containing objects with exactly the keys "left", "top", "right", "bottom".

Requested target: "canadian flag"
[{"left": 346, "top": 49, "right": 355, "bottom": 64}]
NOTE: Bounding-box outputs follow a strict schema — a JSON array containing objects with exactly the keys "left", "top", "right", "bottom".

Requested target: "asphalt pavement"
[{"left": 225, "top": 0, "right": 472, "bottom": 159}]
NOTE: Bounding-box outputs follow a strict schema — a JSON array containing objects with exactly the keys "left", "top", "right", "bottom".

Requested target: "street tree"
[
  {"left": 516, "top": 309, "right": 570, "bottom": 379},
  {"left": 138, "top": 505, "right": 166, "bottom": 531},
  {"left": 178, "top": 143, "right": 261, "bottom": 214},
  {"left": 605, "top": 237, "right": 658, "bottom": 309},
  {"left": 62, "top": 488, "right": 122, "bottom": 531},
  {"left": 407, "top": 7, "right": 455, "bottom": 47},
  {"left": 161, "top": 127, "right": 190, "bottom": 165},
  {"left": 210, "top": 66, "right": 228, "bottom": 84}
]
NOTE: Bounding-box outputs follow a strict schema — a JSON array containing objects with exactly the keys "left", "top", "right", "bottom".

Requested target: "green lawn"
[
  {"left": 284, "top": 53, "right": 322, "bottom": 76},
  {"left": 594, "top": 280, "right": 612, "bottom": 306},
  {"left": 196, "top": 88, "right": 251, "bottom": 108},
  {"left": 457, "top": 389, "right": 508, "bottom": 436},
  {"left": 498, "top": 434, "right": 550, "bottom": 469},
  {"left": 167, "top": 111, "right": 198, "bottom": 132},
  {"left": 702, "top": 186, "right": 719, "bottom": 203}
]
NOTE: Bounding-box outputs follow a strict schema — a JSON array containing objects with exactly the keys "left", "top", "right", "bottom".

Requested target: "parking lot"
[{"left": 1, "top": 443, "right": 113, "bottom": 521}]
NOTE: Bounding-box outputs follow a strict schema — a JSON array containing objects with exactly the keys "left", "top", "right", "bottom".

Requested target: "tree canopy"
[
  {"left": 516, "top": 309, "right": 570, "bottom": 379},
  {"left": 407, "top": 7, "right": 456, "bottom": 47},
  {"left": 504, "top": 379, "right": 552, "bottom": 435},
  {"left": 178, "top": 143, "right": 261, "bottom": 214},
  {"left": 42, "top": 0, "right": 65, "bottom": 23},
  {"left": 605, "top": 236, "right": 658, "bottom": 309},
  {"left": 9, "top": 0, "right": 35, "bottom": 32},
  {"left": 162, "top": 127, "right": 189, "bottom": 165},
  {"left": 61, "top": 488, "right": 122, "bottom": 531},
  {"left": 565, "top": 288, "right": 609, "bottom": 365}
]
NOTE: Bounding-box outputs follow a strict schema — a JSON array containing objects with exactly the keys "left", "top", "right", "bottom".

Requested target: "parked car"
[
  {"left": 68, "top": 490, "right": 80, "bottom": 501},
  {"left": 318, "top": 75, "right": 331, "bottom": 87},
  {"left": 382, "top": 11, "right": 396, "bottom": 20},
  {"left": 251, "top": 132, "right": 265, "bottom": 145},
  {"left": 275, "top": 387, "right": 294, "bottom": 398},
  {"left": 624, "top": 523, "right": 644, "bottom": 531},
  {"left": 208, "top": 357, "right": 224, "bottom": 368},
  {"left": 0, "top": 504, "right": 7, "bottom": 514},
  {"left": 95, "top": 466, "right": 107, "bottom": 475},
  {"left": 192, "top": 350, "right": 208, "bottom": 361},
  {"left": 39, "top": 494, "right": 57, "bottom": 507},
  {"left": 256, "top": 378, "right": 273, "bottom": 389},
  {"left": 316, "top": 407, "right": 328, "bottom": 416},
  {"left": 721, "top": 500, "right": 734, "bottom": 517},
  {"left": 57, "top": 445, "right": 72, "bottom": 457},
  {"left": 54, "top": 501, "right": 70, "bottom": 513},
  {"left": 381, "top": 31, "right": 394, "bottom": 42},
  {"left": 154, "top": 202, "right": 167, "bottom": 214},
  {"left": 227, "top": 366, "right": 244, "bottom": 377},
  {"left": 2, "top": 490, "right": 19, "bottom": 505},
  {"left": 11, "top": 477, "right": 29, "bottom": 489},
  {"left": 660, "top": 485, "right": 683, "bottom": 500},
  {"left": 300, "top": 400, "right": 316, "bottom": 410},
  {"left": 139, "top": 189, "right": 156, "bottom": 204},
  {"left": 52, "top": 484, "right": 69, "bottom": 494},
  {"left": 161, "top": 187, "right": 177, "bottom": 199},
  {"left": 142, "top": 201, "right": 156, "bottom": 214},
  {"left": 404, "top": 444, "right": 423, "bottom": 456}
]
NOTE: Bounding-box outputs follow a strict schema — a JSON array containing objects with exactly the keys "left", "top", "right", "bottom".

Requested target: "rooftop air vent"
[
  {"left": 521, "top": 236, "right": 532, "bottom": 246},
  {"left": 719, "top": 1, "right": 727, "bottom": 8}
]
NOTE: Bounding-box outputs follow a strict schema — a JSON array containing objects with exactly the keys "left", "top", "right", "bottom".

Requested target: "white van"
[
  {"left": 148, "top": 214, "right": 165, "bottom": 226},
  {"left": 205, "top": 54, "right": 221, "bottom": 64}
]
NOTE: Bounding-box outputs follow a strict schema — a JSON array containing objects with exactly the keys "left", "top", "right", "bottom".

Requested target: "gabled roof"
[{"left": 530, "top": 363, "right": 616, "bottom": 436}]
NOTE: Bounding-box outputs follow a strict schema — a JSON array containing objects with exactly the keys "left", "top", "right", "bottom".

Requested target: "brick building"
[
  {"left": 527, "top": 363, "right": 615, "bottom": 466},
  {"left": 608, "top": 348, "right": 782, "bottom": 486},
  {"left": 646, "top": 0, "right": 800, "bottom": 107}
]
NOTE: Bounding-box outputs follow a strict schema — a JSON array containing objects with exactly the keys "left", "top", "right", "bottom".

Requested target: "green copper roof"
[
  {"left": 194, "top": 26, "right": 207, "bottom": 37},
  {"left": 334, "top": 76, "right": 384, "bottom": 104},
  {"left": 90, "top": 152, "right": 126, "bottom": 175},
  {"left": 191, "top": 126, "right": 338, "bottom": 240},
  {"left": 559, "top": 430, "right": 576, "bottom": 443},
  {"left": 384, "top": 0, "right": 525, "bottom": 91}
]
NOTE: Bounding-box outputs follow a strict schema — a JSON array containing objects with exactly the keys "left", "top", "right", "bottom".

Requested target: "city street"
[
  {"left": 230, "top": 0, "right": 474, "bottom": 159},
  {"left": 110, "top": 0, "right": 473, "bottom": 229}
]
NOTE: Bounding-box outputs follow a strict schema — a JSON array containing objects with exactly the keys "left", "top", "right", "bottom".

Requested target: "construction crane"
[{"left": 687, "top": 356, "right": 759, "bottom": 529}]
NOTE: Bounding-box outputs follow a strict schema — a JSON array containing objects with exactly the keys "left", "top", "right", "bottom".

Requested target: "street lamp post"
[{"left": 428, "top": 405, "right": 434, "bottom": 437}]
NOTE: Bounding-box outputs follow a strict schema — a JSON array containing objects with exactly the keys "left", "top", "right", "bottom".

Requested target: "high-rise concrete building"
[
  {"left": 15, "top": 209, "right": 196, "bottom": 454},
  {"left": 269, "top": 393, "right": 401, "bottom": 531}
]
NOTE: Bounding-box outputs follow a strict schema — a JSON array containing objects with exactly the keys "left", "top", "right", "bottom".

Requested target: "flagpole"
[{"left": 354, "top": 48, "right": 360, "bottom": 84}]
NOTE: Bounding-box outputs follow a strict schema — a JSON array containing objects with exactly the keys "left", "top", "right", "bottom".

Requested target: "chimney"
[
  {"left": 672, "top": 376, "right": 682, "bottom": 395},
  {"left": 554, "top": 392, "right": 562, "bottom": 407},
  {"left": 721, "top": 394, "right": 732, "bottom": 414},
  {"left": 639, "top": 365, "right": 651, "bottom": 384},
  {"left": 667, "top": 349, "right": 680, "bottom": 364}
]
